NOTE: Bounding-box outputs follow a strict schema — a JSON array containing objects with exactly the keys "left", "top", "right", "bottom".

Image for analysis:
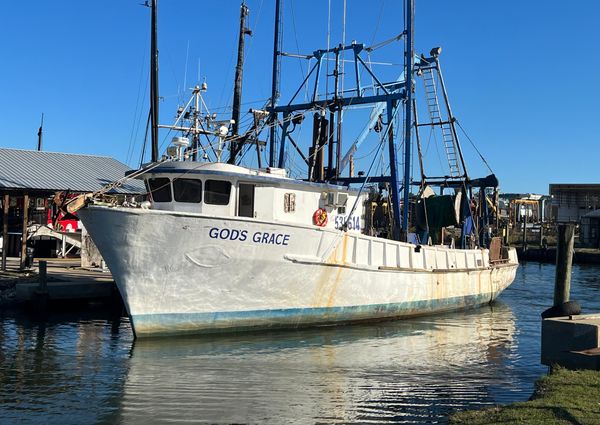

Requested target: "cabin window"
[
  {"left": 173, "top": 178, "right": 202, "bottom": 203},
  {"left": 238, "top": 184, "right": 255, "bottom": 217},
  {"left": 284, "top": 193, "right": 296, "bottom": 213},
  {"left": 148, "top": 178, "right": 172, "bottom": 202},
  {"left": 205, "top": 180, "right": 231, "bottom": 205}
]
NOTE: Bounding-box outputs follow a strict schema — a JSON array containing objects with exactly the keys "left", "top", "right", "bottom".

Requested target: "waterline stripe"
[{"left": 132, "top": 293, "right": 495, "bottom": 336}]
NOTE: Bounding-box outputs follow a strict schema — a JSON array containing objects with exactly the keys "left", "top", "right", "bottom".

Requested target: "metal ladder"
[{"left": 421, "top": 67, "right": 461, "bottom": 177}]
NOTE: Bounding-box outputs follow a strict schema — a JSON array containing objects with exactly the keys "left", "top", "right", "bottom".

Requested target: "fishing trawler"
[{"left": 74, "top": 0, "right": 518, "bottom": 337}]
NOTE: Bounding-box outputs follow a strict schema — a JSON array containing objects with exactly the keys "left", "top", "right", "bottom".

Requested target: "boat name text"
[{"left": 209, "top": 227, "right": 290, "bottom": 245}]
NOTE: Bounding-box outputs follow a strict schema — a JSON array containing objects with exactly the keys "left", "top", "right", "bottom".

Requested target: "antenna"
[
  {"left": 37, "top": 113, "right": 44, "bottom": 151},
  {"left": 183, "top": 40, "right": 190, "bottom": 97}
]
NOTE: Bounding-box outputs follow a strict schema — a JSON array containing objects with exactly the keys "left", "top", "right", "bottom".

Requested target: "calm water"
[{"left": 1, "top": 262, "right": 600, "bottom": 424}]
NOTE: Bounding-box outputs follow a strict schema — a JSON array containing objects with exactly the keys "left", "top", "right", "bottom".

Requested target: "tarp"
[{"left": 416, "top": 195, "right": 459, "bottom": 244}]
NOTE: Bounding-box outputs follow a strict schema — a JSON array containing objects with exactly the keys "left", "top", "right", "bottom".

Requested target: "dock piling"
[
  {"left": 2, "top": 194, "right": 8, "bottom": 271},
  {"left": 521, "top": 220, "right": 527, "bottom": 252},
  {"left": 554, "top": 223, "right": 575, "bottom": 306},
  {"left": 38, "top": 260, "right": 48, "bottom": 294},
  {"left": 20, "top": 193, "right": 29, "bottom": 270}
]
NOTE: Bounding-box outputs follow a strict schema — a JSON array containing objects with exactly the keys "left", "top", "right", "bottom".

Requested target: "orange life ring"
[{"left": 313, "top": 208, "right": 328, "bottom": 227}]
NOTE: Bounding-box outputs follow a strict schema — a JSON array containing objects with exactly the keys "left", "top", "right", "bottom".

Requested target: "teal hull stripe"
[{"left": 132, "top": 293, "right": 495, "bottom": 336}]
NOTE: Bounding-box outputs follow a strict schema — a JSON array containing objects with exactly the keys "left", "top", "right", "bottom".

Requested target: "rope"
[{"left": 365, "top": 33, "right": 405, "bottom": 53}]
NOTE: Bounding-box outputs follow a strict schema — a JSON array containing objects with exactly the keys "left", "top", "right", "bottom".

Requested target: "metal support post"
[
  {"left": 278, "top": 112, "right": 290, "bottom": 168},
  {"left": 387, "top": 99, "right": 401, "bottom": 240}
]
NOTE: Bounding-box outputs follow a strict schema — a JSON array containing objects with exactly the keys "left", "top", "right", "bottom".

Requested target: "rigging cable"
[
  {"left": 342, "top": 101, "right": 402, "bottom": 230},
  {"left": 126, "top": 50, "right": 150, "bottom": 166},
  {"left": 139, "top": 111, "right": 151, "bottom": 167},
  {"left": 455, "top": 119, "right": 494, "bottom": 174},
  {"left": 289, "top": 0, "right": 307, "bottom": 94}
]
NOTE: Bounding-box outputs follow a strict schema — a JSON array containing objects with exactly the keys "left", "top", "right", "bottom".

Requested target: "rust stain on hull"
[{"left": 312, "top": 234, "right": 349, "bottom": 308}]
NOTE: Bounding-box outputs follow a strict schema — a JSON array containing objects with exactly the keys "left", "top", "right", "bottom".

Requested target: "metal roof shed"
[
  {"left": 0, "top": 148, "right": 144, "bottom": 270},
  {"left": 0, "top": 148, "right": 144, "bottom": 194}
]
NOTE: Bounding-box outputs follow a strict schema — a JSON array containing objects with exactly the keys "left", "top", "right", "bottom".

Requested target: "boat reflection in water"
[{"left": 117, "top": 302, "right": 517, "bottom": 424}]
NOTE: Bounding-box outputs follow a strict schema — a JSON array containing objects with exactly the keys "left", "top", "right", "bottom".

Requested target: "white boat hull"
[{"left": 79, "top": 206, "right": 518, "bottom": 337}]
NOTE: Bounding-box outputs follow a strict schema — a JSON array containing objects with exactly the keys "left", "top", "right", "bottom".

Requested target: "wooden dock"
[{"left": 1, "top": 257, "right": 116, "bottom": 303}]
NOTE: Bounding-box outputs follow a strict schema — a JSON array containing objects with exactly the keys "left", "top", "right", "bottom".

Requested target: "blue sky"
[{"left": 0, "top": 1, "right": 598, "bottom": 195}]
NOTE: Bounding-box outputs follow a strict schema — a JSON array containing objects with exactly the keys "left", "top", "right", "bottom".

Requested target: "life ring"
[{"left": 313, "top": 208, "right": 328, "bottom": 227}]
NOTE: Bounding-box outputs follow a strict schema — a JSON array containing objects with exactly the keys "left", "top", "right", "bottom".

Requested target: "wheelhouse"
[{"left": 140, "top": 162, "right": 366, "bottom": 232}]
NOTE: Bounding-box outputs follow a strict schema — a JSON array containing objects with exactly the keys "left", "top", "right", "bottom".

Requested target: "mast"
[
  {"left": 334, "top": 46, "right": 342, "bottom": 180},
  {"left": 269, "top": 0, "right": 283, "bottom": 167},
  {"left": 150, "top": 0, "right": 159, "bottom": 162},
  {"left": 402, "top": 0, "right": 414, "bottom": 240},
  {"left": 228, "top": 2, "right": 252, "bottom": 165}
]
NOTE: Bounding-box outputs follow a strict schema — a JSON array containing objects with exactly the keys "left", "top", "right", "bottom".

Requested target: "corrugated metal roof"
[{"left": 0, "top": 148, "right": 145, "bottom": 194}]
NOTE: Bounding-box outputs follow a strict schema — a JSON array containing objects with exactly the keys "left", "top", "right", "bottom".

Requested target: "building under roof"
[
  {"left": 549, "top": 183, "right": 600, "bottom": 223},
  {"left": 0, "top": 148, "right": 144, "bottom": 270},
  {"left": 0, "top": 148, "right": 144, "bottom": 193}
]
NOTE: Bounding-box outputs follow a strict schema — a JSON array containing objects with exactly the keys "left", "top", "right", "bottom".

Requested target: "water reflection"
[
  {"left": 0, "top": 308, "right": 132, "bottom": 425},
  {"left": 5, "top": 262, "right": 600, "bottom": 424},
  {"left": 117, "top": 303, "right": 517, "bottom": 424}
]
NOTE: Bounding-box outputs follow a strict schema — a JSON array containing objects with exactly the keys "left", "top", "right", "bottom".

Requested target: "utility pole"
[{"left": 228, "top": 2, "right": 252, "bottom": 165}]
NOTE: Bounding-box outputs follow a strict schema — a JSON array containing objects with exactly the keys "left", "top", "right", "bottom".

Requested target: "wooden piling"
[
  {"left": 20, "top": 193, "right": 29, "bottom": 270},
  {"left": 2, "top": 194, "right": 8, "bottom": 271},
  {"left": 38, "top": 260, "right": 47, "bottom": 293},
  {"left": 554, "top": 223, "right": 575, "bottom": 307},
  {"left": 522, "top": 220, "right": 527, "bottom": 251}
]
